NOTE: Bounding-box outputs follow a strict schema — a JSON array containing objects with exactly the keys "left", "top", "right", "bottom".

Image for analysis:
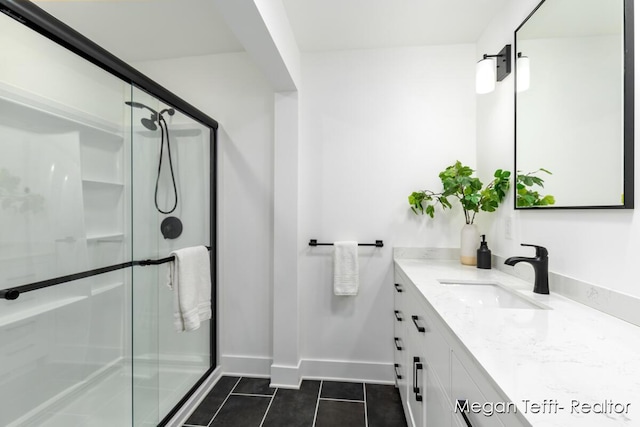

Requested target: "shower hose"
[{"left": 154, "top": 114, "right": 178, "bottom": 214}]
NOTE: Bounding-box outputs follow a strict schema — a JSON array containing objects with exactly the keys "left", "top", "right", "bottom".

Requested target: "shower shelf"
[
  {"left": 0, "top": 295, "right": 87, "bottom": 328},
  {"left": 91, "top": 281, "right": 124, "bottom": 296},
  {"left": 0, "top": 83, "right": 124, "bottom": 138},
  {"left": 81, "top": 179, "right": 124, "bottom": 187},
  {"left": 86, "top": 233, "right": 124, "bottom": 243}
]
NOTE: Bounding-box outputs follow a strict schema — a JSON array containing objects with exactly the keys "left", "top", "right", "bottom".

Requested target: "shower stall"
[{"left": 0, "top": 2, "right": 217, "bottom": 426}]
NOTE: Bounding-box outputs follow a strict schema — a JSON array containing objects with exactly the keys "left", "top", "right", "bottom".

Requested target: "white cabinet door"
[
  {"left": 451, "top": 351, "right": 504, "bottom": 427},
  {"left": 408, "top": 353, "right": 426, "bottom": 427},
  {"left": 425, "top": 362, "right": 451, "bottom": 427}
]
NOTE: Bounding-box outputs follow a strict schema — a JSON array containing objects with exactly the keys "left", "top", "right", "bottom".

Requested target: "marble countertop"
[{"left": 394, "top": 258, "right": 640, "bottom": 427}]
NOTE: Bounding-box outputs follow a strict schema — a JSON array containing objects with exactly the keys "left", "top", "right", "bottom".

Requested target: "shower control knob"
[{"left": 161, "top": 216, "right": 183, "bottom": 239}]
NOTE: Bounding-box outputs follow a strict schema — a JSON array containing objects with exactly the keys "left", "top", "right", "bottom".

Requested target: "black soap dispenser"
[{"left": 477, "top": 235, "right": 492, "bottom": 269}]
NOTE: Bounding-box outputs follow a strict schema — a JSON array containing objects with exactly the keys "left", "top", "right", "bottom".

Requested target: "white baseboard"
[
  {"left": 270, "top": 361, "right": 302, "bottom": 389},
  {"left": 220, "top": 355, "right": 395, "bottom": 385},
  {"left": 300, "top": 359, "right": 395, "bottom": 384},
  {"left": 220, "top": 355, "right": 272, "bottom": 377},
  {"left": 166, "top": 366, "right": 222, "bottom": 427}
]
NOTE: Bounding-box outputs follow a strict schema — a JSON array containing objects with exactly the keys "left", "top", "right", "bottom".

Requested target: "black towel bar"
[
  {"left": 309, "top": 239, "right": 383, "bottom": 247},
  {"left": 0, "top": 246, "right": 212, "bottom": 300}
]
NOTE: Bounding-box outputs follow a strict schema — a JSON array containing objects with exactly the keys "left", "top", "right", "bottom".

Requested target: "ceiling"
[
  {"left": 34, "top": 0, "right": 245, "bottom": 62},
  {"left": 281, "top": 0, "right": 510, "bottom": 51},
  {"left": 33, "top": 0, "right": 509, "bottom": 62}
]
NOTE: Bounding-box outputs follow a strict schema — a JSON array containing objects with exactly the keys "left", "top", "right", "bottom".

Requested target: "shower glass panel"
[
  {"left": 0, "top": 9, "right": 132, "bottom": 426},
  {"left": 130, "top": 86, "right": 212, "bottom": 425},
  {"left": 0, "top": 4, "right": 215, "bottom": 426}
]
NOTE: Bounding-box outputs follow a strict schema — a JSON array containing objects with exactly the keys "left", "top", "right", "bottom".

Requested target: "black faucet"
[{"left": 504, "top": 244, "right": 549, "bottom": 294}]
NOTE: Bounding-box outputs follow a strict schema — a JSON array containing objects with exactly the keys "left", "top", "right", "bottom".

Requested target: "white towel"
[
  {"left": 167, "top": 246, "right": 212, "bottom": 332},
  {"left": 333, "top": 241, "right": 359, "bottom": 295}
]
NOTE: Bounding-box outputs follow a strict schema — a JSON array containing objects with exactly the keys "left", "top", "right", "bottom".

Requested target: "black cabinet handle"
[
  {"left": 456, "top": 400, "right": 473, "bottom": 427},
  {"left": 413, "top": 356, "right": 423, "bottom": 402},
  {"left": 394, "top": 310, "right": 403, "bottom": 321},
  {"left": 394, "top": 337, "right": 403, "bottom": 350},
  {"left": 394, "top": 363, "right": 402, "bottom": 380},
  {"left": 394, "top": 283, "right": 403, "bottom": 292},
  {"left": 412, "top": 357, "right": 418, "bottom": 393},
  {"left": 411, "top": 315, "right": 426, "bottom": 333}
]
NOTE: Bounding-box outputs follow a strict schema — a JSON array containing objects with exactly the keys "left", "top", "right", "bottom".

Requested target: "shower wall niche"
[{"left": 0, "top": 3, "right": 217, "bottom": 426}]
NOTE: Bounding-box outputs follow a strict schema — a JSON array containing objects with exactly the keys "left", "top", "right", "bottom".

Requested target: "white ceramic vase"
[{"left": 460, "top": 223, "right": 480, "bottom": 265}]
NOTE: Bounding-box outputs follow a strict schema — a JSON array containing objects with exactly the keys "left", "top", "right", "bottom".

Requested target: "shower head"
[
  {"left": 125, "top": 101, "right": 160, "bottom": 131},
  {"left": 141, "top": 116, "right": 158, "bottom": 131}
]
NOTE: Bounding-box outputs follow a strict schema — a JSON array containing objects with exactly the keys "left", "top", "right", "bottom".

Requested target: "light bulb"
[
  {"left": 517, "top": 55, "right": 530, "bottom": 92},
  {"left": 476, "top": 58, "right": 496, "bottom": 94}
]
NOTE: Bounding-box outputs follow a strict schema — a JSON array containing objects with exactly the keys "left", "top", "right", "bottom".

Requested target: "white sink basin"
[{"left": 440, "top": 281, "right": 549, "bottom": 310}]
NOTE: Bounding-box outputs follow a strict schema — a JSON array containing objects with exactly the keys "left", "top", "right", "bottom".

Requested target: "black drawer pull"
[
  {"left": 394, "top": 310, "right": 403, "bottom": 321},
  {"left": 413, "top": 356, "right": 423, "bottom": 402},
  {"left": 394, "top": 283, "right": 403, "bottom": 292},
  {"left": 411, "top": 315, "right": 426, "bottom": 333},
  {"left": 394, "top": 363, "right": 402, "bottom": 380},
  {"left": 394, "top": 337, "right": 403, "bottom": 350},
  {"left": 456, "top": 400, "right": 473, "bottom": 427}
]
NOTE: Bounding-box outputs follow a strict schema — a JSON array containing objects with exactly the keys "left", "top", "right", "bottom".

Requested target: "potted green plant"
[{"left": 408, "top": 161, "right": 511, "bottom": 265}]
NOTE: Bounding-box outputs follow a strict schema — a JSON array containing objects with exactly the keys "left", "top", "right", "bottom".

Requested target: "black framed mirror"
[{"left": 514, "top": 0, "right": 634, "bottom": 209}]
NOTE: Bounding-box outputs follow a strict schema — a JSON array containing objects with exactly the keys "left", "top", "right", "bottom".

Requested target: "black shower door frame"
[{"left": 0, "top": 1, "right": 218, "bottom": 425}]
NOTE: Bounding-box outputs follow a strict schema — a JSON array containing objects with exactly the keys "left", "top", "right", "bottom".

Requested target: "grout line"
[
  {"left": 206, "top": 377, "right": 242, "bottom": 427},
  {"left": 311, "top": 380, "right": 323, "bottom": 427},
  {"left": 318, "top": 397, "right": 365, "bottom": 403},
  {"left": 363, "top": 383, "right": 368, "bottom": 427},
  {"left": 231, "top": 392, "right": 274, "bottom": 398},
  {"left": 258, "top": 387, "right": 278, "bottom": 427},
  {"left": 230, "top": 377, "right": 243, "bottom": 394}
]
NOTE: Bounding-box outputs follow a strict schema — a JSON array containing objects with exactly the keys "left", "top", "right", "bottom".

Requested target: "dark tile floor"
[{"left": 183, "top": 376, "right": 407, "bottom": 427}]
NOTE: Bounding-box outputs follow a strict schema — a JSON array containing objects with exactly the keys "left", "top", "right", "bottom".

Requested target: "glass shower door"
[
  {"left": 130, "top": 86, "right": 212, "bottom": 425},
  {"left": 0, "top": 9, "right": 133, "bottom": 426}
]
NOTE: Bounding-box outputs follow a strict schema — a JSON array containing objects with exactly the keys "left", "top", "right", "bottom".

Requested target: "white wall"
[
  {"left": 476, "top": 1, "right": 640, "bottom": 298},
  {"left": 134, "top": 52, "right": 276, "bottom": 372},
  {"left": 299, "top": 45, "right": 477, "bottom": 373}
]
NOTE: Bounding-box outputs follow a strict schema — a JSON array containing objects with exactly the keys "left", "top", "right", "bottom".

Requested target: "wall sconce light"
[
  {"left": 516, "top": 52, "right": 530, "bottom": 92},
  {"left": 475, "top": 44, "right": 512, "bottom": 94}
]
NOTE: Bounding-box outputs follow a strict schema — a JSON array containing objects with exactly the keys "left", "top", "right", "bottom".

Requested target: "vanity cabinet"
[
  {"left": 394, "top": 266, "right": 529, "bottom": 427},
  {"left": 395, "top": 268, "right": 450, "bottom": 427}
]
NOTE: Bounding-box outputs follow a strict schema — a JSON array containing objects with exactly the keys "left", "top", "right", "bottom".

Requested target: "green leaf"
[
  {"left": 426, "top": 205, "right": 435, "bottom": 218},
  {"left": 515, "top": 167, "right": 555, "bottom": 207},
  {"left": 541, "top": 195, "right": 555, "bottom": 205}
]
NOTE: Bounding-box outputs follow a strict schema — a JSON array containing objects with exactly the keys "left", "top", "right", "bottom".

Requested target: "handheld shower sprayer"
[{"left": 125, "top": 101, "right": 181, "bottom": 234}]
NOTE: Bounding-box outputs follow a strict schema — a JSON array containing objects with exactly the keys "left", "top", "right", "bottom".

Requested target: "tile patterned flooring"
[{"left": 184, "top": 377, "right": 407, "bottom": 427}]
